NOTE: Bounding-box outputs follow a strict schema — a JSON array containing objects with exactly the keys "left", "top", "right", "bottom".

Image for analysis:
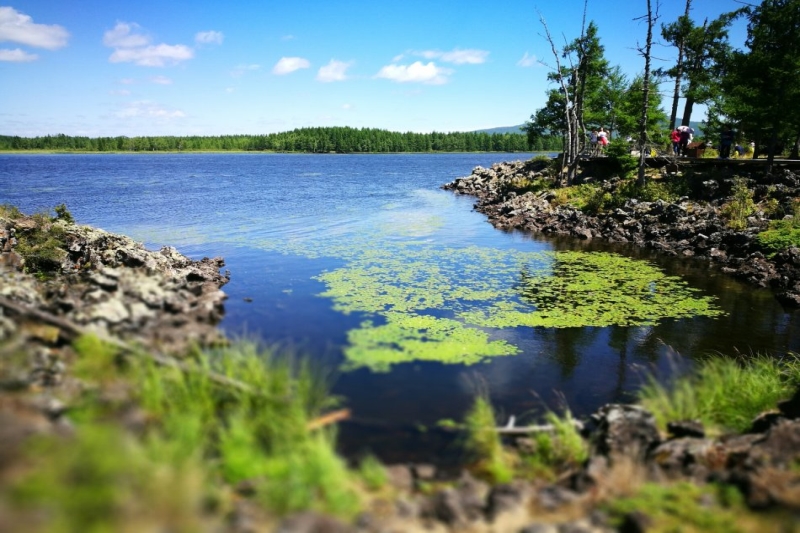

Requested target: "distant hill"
[{"left": 472, "top": 125, "right": 526, "bottom": 135}]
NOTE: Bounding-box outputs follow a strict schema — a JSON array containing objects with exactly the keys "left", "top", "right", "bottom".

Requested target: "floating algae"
[
  {"left": 249, "top": 210, "right": 723, "bottom": 372},
  {"left": 312, "top": 245, "right": 723, "bottom": 371}
]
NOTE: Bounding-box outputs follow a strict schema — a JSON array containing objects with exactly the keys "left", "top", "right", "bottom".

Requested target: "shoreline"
[
  {"left": 0, "top": 149, "right": 548, "bottom": 156},
  {"left": 443, "top": 158, "right": 800, "bottom": 307}
]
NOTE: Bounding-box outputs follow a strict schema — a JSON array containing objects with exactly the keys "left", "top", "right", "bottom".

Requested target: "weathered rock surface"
[{"left": 1, "top": 214, "right": 229, "bottom": 354}]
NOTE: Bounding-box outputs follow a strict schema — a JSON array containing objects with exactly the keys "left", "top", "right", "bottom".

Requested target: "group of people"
[
  {"left": 588, "top": 128, "right": 608, "bottom": 155},
  {"left": 670, "top": 125, "right": 695, "bottom": 157},
  {"left": 585, "top": 125, "right": 751, "bottom": 159}
]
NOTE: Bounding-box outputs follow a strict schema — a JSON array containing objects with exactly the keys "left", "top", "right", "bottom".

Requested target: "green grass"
[
  {"left": 4, "top": 334, "right": 363, "bottom": 532},
  {"left": 605, "top": 482, "right": 748, "bottom": 532},
  {"left": 357, "top": 454, "right": 388, "bottom": 491},
  {"left": 639, "top": 353, "right": 800, "bottom": 433},
  {"left": 757, "top": 219, "right": 800, "bottom": 257},
  {"left": 464, "top": 393, "right": 513, "bottom": 484},
  {"left": 518, "top": 410, "right": 588, "bottom": 481}
]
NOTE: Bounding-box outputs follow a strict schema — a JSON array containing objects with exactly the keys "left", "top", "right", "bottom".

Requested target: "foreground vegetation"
[{"left": 0, "top": 126, "right": 562, "bottom": 154}]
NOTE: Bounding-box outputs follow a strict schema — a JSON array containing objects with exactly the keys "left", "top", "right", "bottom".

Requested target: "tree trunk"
[
  {"left": 637, "top": 0, "right": 655, "bottom": 187},
  {"left": 669, "top": 0, "right": 693, "bottom": 131},
  {"left": 680, "top": 95, "right": 695, "bottom": 127}
]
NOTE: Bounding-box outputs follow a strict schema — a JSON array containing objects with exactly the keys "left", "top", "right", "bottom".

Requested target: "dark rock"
[
  {"left": 617, "top": 511, "right": 653, "bottom": 533},
  {"left": 649, "top": 437, "right": 714, "bottom": 481},
  {"left": 486, "top": 482, "right": 530, "bottom": 521},
  {"left": 778, "top": 387, "right": 800, "bottom": 419},
  {"left": 275, "top": 512, "right": 353, "bottom": 533},
  {"left": 385, "top": 464, "right": 414, "bottom": 492},
  {"left": 429, "top": 488, "right": 467, "bottom": 526},
  {"left": 588, "top": 404, "right": 661, "bottom": 460},
  {"left": 667, "top": 419, "right": 705, "bottom": 438},
  {"left": 536, "top": 485, "right": 580, "bottom": 511}
]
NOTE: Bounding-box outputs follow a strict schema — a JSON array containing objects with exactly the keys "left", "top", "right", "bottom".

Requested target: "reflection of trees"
[{"left": 538, "top": 326, "right": 602, "bottom": 378}]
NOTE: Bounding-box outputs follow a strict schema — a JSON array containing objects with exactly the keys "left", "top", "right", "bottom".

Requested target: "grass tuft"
[
  {"left": 464, "top": 393, "right": 513, "bottom": 484},
  {"left": 639, "top": 353, "right": 800, "bottom": 433},
  {"left": 519, "top": 410, "right": 588, "bottom": 480}
]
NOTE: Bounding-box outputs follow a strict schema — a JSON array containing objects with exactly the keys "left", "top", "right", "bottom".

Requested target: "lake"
[{"left": 3, "top": 153, "right": 799, "bottom": 463}]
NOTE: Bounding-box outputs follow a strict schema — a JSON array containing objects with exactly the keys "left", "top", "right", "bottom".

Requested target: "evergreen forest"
[{"left": 0, "top": 127, "right": 561, "bottom": 154}]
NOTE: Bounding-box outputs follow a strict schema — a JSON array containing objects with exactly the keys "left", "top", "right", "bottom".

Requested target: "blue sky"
[{"left": 0, "top": 1, "right": 748, "bottom": 137}]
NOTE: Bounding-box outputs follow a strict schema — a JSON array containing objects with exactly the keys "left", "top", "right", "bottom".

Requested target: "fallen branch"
[{"left": 307, "top": 408, "right": 351, "bottom": 431}]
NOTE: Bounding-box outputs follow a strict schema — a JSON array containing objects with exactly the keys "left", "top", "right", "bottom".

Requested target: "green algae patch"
[
  {"left": 311, "top": 245, "right": 723, "bottom": 370},
  {"left": 461, "top": 251, "right": 724, "bottom": 329},
  {"left": 342, "top": 312, "right": 518, "bottom": 372}
]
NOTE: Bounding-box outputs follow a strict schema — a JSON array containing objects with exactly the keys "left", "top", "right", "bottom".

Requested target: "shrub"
[
  {"left": 0, "top": 204, "right": 22, "bottom": 219},
  {"left": 720, "top": 178, "right": 755, "bottom": 230},
  {"left": 757, "top": 220, "right": 800, "bottom": 256},
  {"left": 54, "top": 203, "right": 75, "bottom": 224},
  {"left": 605, "top": 139, "right": 638, "bottom": 178}
]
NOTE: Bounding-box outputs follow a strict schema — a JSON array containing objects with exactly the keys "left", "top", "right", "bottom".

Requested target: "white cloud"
[
  {"left": 341, "top": 103, "right": 352, "bottom": 110},
  {"left": 272, "top": 56, "right": 310, "bottom": 75},
  {"left": 104, "top": 22, "right": 193, "bottom": 67},
  {"left": 116, "top": 100, "right": 185, "bottom": 119},
  {"left": 231, "top": 63, "right": 260, "bottom": 77},
  {"left": 375, "top": 61, "right": 451, "bottom": 85},
  {"left": 109, "top": 43, "right": 194, "bottom": 67},
  {"left": 281, "top": 35, "right": 295, "bottom": 41},
  {"left": 411, "top": 48, "right": 488, "bottom": 65},
  {"left": 120, "top": 78, "right": 135, "bottom": 84},
  {"left": 103, "top": 22, "right": 149, "bottom": 48},
  {"left": 0, "top": 7, "right": 69, "bottom": 50},
  {"left": 316, "top": 59, "right": 352, "bottom": 82},
  {"left": 195, "top": 30, "right": 223, "bottom": 45},
  {"left": 225, "top": 87, "right": 235, "bottom": 93},
  {"left": 150, "top": 75, "right": 172, "bottom": 85},
  {"left": 0, "top": 47, "right": 37, "bottom": 62},
  {"left": 109, "top": 89, "right": 131, "bottom": 96},
  {"left": 517, "top": 52, "right": 538, "bottom": 67}
]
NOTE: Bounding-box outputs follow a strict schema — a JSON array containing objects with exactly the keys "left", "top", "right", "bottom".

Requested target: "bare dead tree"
[
  {"left": 636, "top": 0, "right": 660, "bottom": 186},
  {"left": 539, "top": 13, "right": 581, "bottom": 186}
]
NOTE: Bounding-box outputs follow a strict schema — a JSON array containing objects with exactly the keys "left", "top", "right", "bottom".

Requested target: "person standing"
[
  {"left": 720, "top": 126, "right": 735, "bottom": 159},
  {"left": 670, "top": 128, "right": 681, "bottom": 156},
  {"left": 597, "top": 127, "right": 608, "bottom": 154},
  {"left": 589, "top": 130, "right": 598, "bottom": 155}
]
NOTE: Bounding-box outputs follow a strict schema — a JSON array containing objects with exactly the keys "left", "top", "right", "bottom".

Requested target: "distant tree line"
[{"left": 0, "top": 127, "right": 562, "bottom": 154}]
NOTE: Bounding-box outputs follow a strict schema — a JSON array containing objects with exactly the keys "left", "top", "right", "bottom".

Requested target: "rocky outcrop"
[
  {"left": 443, "top": 161, "right": 800, "bottom": 306},
  {"left": 0, "top": 214, "right": 229, "bottom": 355}
]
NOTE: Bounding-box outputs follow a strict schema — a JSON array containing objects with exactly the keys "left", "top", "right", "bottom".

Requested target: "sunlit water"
[{"left": 3, "top": 153, "right": 799, "bottom": 463}]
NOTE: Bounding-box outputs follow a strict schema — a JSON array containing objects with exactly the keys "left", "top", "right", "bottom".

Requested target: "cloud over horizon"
[
  {"left": 316, "top": 59, "right": 352, "bottom": 82},
  {"left": 516, "top": 51, "right": 538, "bottom": 67},
  {"left": 376, "top": 61, "right": 452, "bottom": 85},
  {"left": 104, "top": 22, "right": 194, "bottom": 67},
  {"left": 0, "top": 47, "right": 37, "bottom": 62},
  {"left": 115, "top": 100, "right": 185, "bottom": 119},
  {"left": 272, "top": 56, "right": 310, "bottom": 75},
  {"left": 195, "top": 30, "right": 223, "bottom": 45}
]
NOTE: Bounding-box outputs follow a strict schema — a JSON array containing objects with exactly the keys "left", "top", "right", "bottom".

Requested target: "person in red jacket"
[{"left": 670, "top": 128, "right": 680, "bottom": 156}]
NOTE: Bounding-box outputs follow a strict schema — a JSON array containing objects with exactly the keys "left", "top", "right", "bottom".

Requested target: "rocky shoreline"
[
  {"left": 2, "top": 205, "right": 800, "bottom": 531},
  {"left": 442, "top": 159, "right": 800, "bottom": 307}
]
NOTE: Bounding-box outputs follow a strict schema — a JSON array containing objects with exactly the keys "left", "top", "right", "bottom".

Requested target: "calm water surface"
[{"left": 3, "top": 153, "right": 799, "bottom": 462}]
